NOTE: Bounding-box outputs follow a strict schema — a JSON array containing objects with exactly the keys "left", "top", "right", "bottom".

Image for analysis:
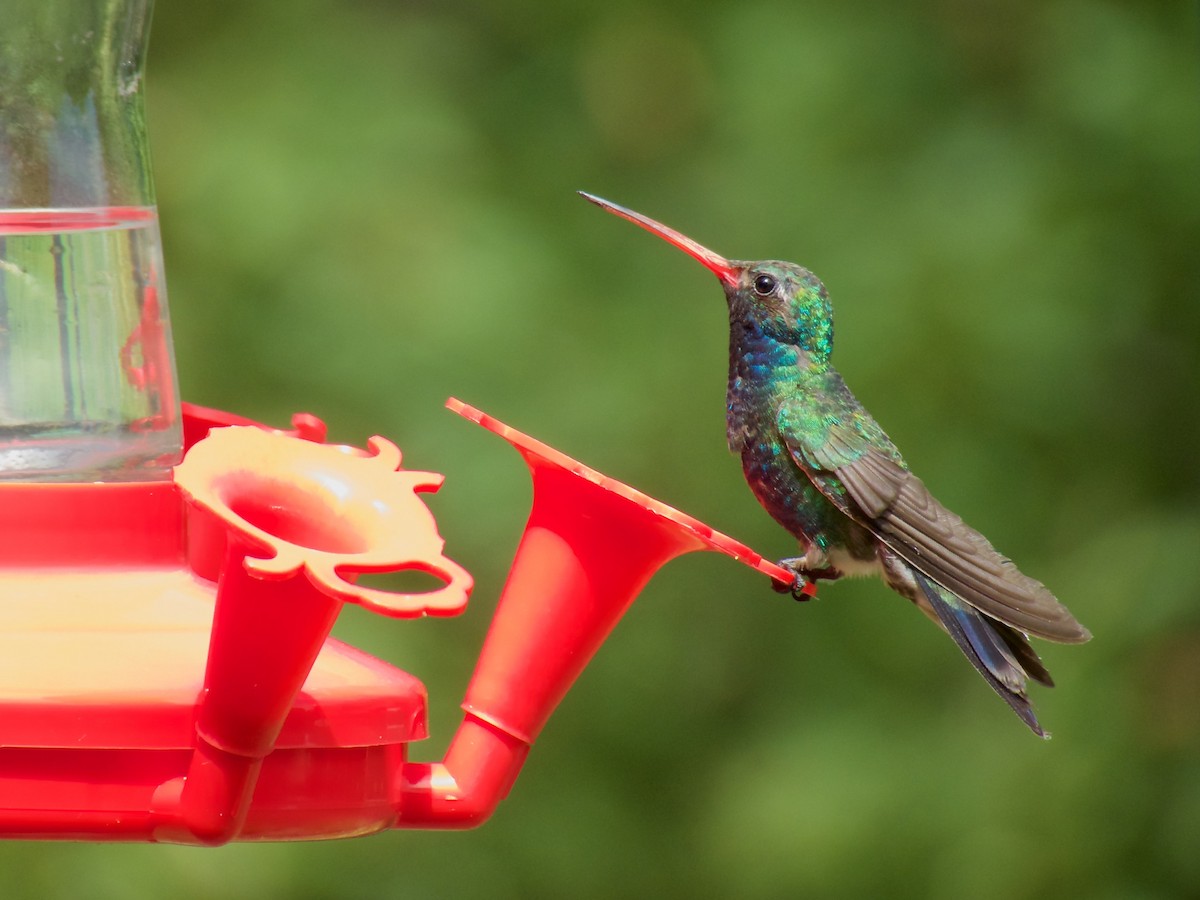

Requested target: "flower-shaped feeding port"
[
  {"left": 175, "top": 425, "right": 472, "bottom": 618},
  {"left": 159, "top": 425, "right": 472, "bottom": 844}
]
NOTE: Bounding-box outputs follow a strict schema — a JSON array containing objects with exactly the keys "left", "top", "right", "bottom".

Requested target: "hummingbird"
[{"left": 580, "top": 191, "right": 1090, "bottom": 737}]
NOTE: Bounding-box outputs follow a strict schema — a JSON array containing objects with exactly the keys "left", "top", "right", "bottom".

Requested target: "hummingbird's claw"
[
  {"left": 772, "top": 572, "right": 819, "bottom": 601},
  {"left": 797, "top": 577, "right": 818, "bottom": 600},
  {"left": 773, "top": 557, "right": 825, "bottom": 601}
]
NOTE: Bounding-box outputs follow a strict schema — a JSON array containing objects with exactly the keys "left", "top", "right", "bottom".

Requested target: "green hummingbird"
[{"left": 580, "top": 191, "right": 1090, "bottom": 736}]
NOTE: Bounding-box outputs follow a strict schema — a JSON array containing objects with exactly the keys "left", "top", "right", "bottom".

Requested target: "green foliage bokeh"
[{"left": 4, "top": 1, "right": 1199, "bottom": 897}]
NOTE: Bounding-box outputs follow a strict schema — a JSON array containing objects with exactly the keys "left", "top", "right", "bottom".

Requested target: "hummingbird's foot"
[
  {"left": 772, "top": 575, "right": 819, "bottom": 601},
  {"left": 774, "top": 556, "right": 833, "bottom": 601}
]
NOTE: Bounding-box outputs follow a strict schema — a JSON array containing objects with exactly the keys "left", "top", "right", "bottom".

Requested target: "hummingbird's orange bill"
[{"left": 579, "top": 191, "right": 740, "bottom": 288}]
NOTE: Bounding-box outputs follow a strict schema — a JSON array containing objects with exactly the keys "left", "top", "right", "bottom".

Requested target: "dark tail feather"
[
  {"left": 911, "top": 569, "right": 1050, "bottom": 738},
  {"left": 995, "top": 622, "right": 1054, "bottom": 688}
]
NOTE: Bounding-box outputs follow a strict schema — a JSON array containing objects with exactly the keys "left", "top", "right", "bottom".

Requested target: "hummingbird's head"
[
  {"left": 723, "top": 259, "right": 834, "bottom": 366},
  {"left": 580, "top": 192, "right": 834, "bottom": 366}
]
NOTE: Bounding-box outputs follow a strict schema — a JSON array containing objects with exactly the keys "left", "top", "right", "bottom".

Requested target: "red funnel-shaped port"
[
  {"left": 395, "top": 400, "right": 809, "bottom": 827},
  {"left": 454, "top": 404, "right": 798, "bottom": 744}
]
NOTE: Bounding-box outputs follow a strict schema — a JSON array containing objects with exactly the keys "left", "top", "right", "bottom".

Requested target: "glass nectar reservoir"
[{"left": 0, "top": 0, "right": 181, "bottom": 480}]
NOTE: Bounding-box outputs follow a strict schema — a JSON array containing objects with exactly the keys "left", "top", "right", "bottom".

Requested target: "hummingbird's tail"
[{"left": 908, "top": 567, "right": 1054, "bottom": 738}]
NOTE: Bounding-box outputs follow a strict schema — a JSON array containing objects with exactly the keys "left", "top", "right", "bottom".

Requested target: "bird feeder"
[{"left": 0, "top": 0, "right": 809, "bottom": 844}]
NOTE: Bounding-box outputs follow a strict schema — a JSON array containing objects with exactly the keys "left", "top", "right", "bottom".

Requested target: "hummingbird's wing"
[{"left": 777, "top": 393, "right": 1090, "bottom": 644}]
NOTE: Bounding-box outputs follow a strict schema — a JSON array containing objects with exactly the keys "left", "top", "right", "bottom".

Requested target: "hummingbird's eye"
[{"left": 753, "top": 274, "right": 778, "bottom": 297}]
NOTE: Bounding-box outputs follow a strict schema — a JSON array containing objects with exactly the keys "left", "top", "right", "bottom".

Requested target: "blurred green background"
[{"left": 5, "top": 0, "right": 1200, "bottom": 897}]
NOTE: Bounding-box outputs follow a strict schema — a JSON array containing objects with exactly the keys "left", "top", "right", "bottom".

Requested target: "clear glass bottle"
[{"left": 0, "top": 0, "right": 181, "bottom": 480}]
